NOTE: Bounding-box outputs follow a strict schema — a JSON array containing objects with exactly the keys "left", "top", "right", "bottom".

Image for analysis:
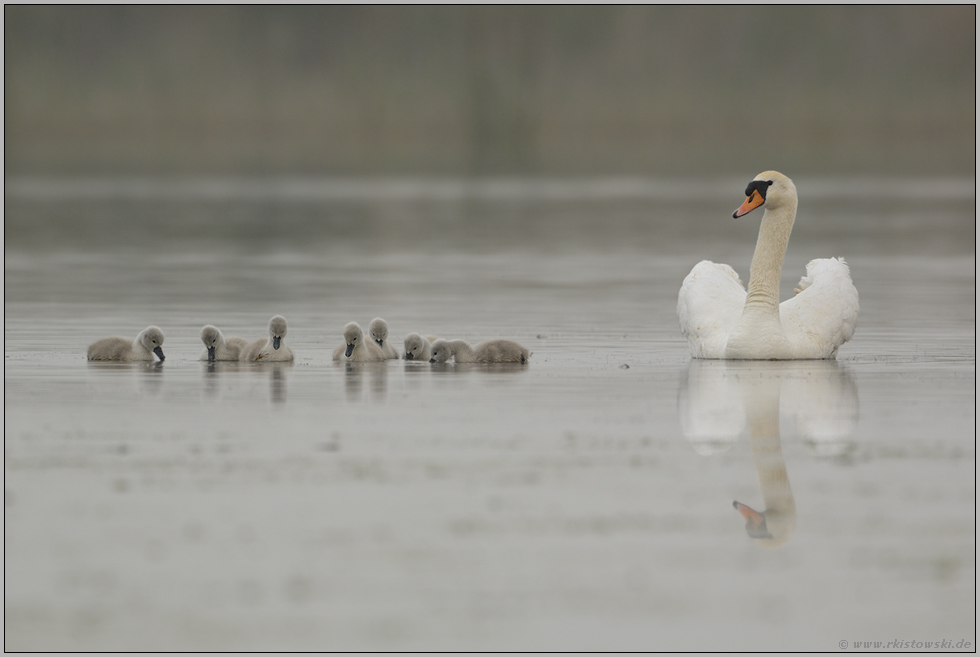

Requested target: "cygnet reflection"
[
  {"left": 342, "top": 361, "right": 389, "bottom": 403},
  {"left": 203, "top": 360, "right": 291, "bottom": 405}
]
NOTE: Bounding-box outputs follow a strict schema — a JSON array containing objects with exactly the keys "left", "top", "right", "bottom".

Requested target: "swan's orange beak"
[
  {"left": 734, "top": 501, "right": 772, "bottom": 538},
  {"left": 734, "top": 501, "right": 763, "bottom": 524},
  {"left": 733, "top": 189, "right": 765, "bottom": 218}
]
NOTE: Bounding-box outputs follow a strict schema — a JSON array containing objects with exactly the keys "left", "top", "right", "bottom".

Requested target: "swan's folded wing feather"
[
  {"left": 677, "top": 261, "right": 746, "bottom": 358},
  {"left": 780, "top": 258, "right": 859, "bottom": 358}
]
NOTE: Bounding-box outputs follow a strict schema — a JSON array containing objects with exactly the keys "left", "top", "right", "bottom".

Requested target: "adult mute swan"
[
  {"left": 678, "top": 171, "right": 858, "bottom": 359},
  {"left": 87, "top": 326, "right": 165, "bottom": 361},
  {"left": 240, "top": 315, "right": 294, "bottom": 362}
]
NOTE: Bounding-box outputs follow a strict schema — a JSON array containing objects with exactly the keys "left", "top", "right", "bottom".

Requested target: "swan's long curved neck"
[
  {"left": 745, "top": 201, "right": 797, "bottom": 311},
  {"left": 744, "top": 379, "right": 796, "bottom": 544},
  {"left": 748, "top": 420, "right": 795, "bottom": 518},
  {"left": 448, "top": 339, "right": 475, "bottom": 361}
]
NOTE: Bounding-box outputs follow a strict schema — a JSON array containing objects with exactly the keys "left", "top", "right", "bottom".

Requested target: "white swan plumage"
[{"left": 678, "top": 171, "right": 858, "bottom": 360}]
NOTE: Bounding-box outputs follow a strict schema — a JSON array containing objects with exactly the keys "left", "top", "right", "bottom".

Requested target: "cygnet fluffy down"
[
  {"left": 200, "top": 325, "right": 249, "bottom": 361},
  {"left": 240, "top": 315, "right": 294, "bottom": 362},
  {"left": 403, "top": 333, "right": 440, "bottom": 361},
  {"left": 333, "top": 322, "right": 385, "bottom": 362},
  {"left": 368, "top": 317, "right": 400, "bottom": 360},
  {"left": 87, "top": 326, "right": 165, "bottom": 361},
  {"left": 429, "top": 338, "right": 530, "bottom": 364}
]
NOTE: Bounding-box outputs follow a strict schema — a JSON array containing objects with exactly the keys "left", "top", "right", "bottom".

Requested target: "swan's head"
[
  {"left": 342, "top": 322, "right": 364, "bottom": 358},
  {"left": 369, "top": 317, "right": 389, "bottom": 348},
  {"left": 733, "top": 500, "right": 796, "bottom": 548},
  {"left": 403, "top": 333, "right": 428, "bottom": 360},
  {"left": 429, "top": 339, "right": 453, "bottom": 363},
  {"left": 268, "top": 315, "right": 288, "bottom": 350},
  {"left": 200, "top": 325, "right": 223, "bottom": 361},
  {"left": 139, "top": 326, "right": 166, "bottom": 361},
  {"left": 733, "top": 171, "right": 797, "bottom": 218}
]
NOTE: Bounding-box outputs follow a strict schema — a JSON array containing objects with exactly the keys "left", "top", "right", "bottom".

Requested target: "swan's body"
[
  {"left": 240, "top": 315, "right": 294, "bottom": 362},
  {"left": 368, "top": 318, "right": 400, "bottom": 360},
  {"left": 403, "top": 333, "right": 439, "bottom": 361},
  {"left": 200, "top": 325, "right": 248, "bottom": 361},
  {"left": 87, "top": 326, "right": 165, "bottom": 361},
  {"left": 333, "top": 322, "right": 385, "bottom": 362},
  {"left": 429, "top": 338, "right": 530, "bottom": 364},
  {"left": 678, "top": 171, "right": 858, "bottom": 360}
]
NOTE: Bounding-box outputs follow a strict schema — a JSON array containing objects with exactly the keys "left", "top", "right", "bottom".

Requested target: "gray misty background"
[
  {"left": 3, "top": 8, "right": 976, "bottom": 651},
  {"left": 5, "top": 6, "right": 974, "bottom": 178}
]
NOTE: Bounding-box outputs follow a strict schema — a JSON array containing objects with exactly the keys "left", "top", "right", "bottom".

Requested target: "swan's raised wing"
[
  {"left": 780, "top": 258, "right": 859, "bottom": 359},
  {"left": 677, "top": 261, "right": 746, "bottom": 358},
  {"left": 777, "top": 361, "right": 859, "bottom": 456},
  {"left": 678, "top": 360, "right": 745, "bottom": 454}
]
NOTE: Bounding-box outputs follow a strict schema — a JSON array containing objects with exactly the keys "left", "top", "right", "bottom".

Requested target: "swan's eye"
[{"left": 745, "top": 179, "right": 772, "bottom": 201}]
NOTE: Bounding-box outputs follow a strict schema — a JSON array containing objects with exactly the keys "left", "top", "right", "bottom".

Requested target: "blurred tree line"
[{"left": 4, "top": 5, "right": 975, "bottom": 175}]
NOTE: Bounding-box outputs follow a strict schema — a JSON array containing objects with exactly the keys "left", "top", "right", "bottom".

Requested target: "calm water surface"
[{"left": 4, "top": 179, "right": 975, "bottom": 650}]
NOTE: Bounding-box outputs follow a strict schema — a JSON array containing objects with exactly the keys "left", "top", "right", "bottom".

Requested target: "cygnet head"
[
  {"left": 369, "top": 317, "right": 389, "bottom": 348},
  {"left": 733, "top": 170, "right": 797, "bottom": 218},
  {"left": 429, "top": 339, "right": 453, "bottom": 363},
  {"left": 268, "top": 315, "right": 288, "bottom": 350},
  {"left": 139, "top": 326, "right": 166, "bottom": 361},
  {"left": 403, "top": 333, "right": 428, "bottom": 360},
  {"left": 342, "top": 322, "right": 365, "bottom": 358},
  {"left": 200, "top": 325, "right": 223, "bottom": 361}
]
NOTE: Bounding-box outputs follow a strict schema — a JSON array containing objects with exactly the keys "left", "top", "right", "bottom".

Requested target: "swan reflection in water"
[
  {"left": 678, "top": 360, "right": 858, "bottom": 547},
  {"left": 203, "top": 360, "right": 291, "bottom": 405}
]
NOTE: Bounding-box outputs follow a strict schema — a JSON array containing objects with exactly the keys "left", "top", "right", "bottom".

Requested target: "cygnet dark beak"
[
  {"left": 153, "top": 346, "right": 165, "bottom": 361},
  {"left": 273, "top": 336, "right": 281, "bottom": 350},
  {"left": 345, "top": 343, "right": 355, "bottom": 358},
  {"left": 207, "top": 346, "right": 216, "bottom": 361},
  {"left": 375, "top": 339, "right": 384, "bottom": 347},
  {"left": 429, "top": 358, "right": 436, "bottom": 363},
  {"left": 405, "top": 352, "right": 414, "bottom": 360}
]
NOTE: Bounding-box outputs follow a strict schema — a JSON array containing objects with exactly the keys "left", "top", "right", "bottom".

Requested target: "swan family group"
[
  {"left": 87, "top": 171, "right": 858, "bottom": 364},
  {"left": 86, "top": 316, "right": 531, "bottom": 365}
]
